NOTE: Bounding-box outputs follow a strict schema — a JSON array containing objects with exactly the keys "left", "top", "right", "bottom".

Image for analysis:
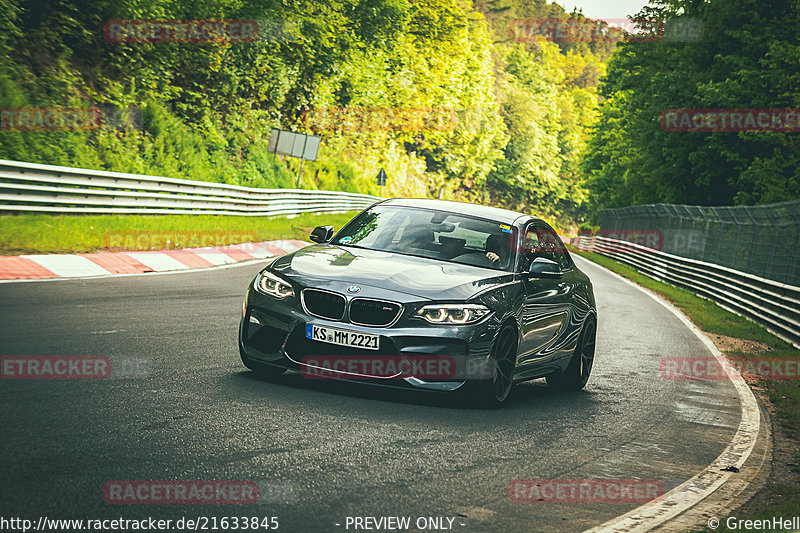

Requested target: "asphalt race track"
[{"left": 0, "top": 255, "right": 743, "bottom": 532}]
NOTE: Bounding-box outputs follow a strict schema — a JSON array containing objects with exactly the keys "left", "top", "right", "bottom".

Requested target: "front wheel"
[
  {"left": 467, "top": 325, "right": 518, "bottom": 408},
  {"left": 546, "top": 317, "right": 596, "bottom": 391}
]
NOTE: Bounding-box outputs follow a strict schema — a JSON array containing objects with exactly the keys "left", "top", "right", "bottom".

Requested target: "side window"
[
  {"left": 539, "top": 228, "right": 572, "bottom": 271},
  {"left": 518, "top": 225, "right": 572, "bottom": 272},
  {"left": 518, "top": 226, "right": 540, "bottom": 273}
]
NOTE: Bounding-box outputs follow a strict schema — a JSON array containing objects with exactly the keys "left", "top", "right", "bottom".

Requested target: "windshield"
[{"left": 331, "top": 205, "right": 517, "bottom": 271}]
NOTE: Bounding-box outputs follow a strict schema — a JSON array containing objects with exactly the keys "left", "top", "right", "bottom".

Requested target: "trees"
[
  {"left": 0, "top": 0, "right": 614, "bottom": 225},
  {"left": 582, "top": 0, "right": 800, "bottom": 212},
  {"left": 475, "top": 2, "right": 606, "bottom": 224}
]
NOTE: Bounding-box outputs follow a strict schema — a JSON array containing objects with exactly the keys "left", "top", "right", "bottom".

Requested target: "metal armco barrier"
[
  {"left": 0, "top": 159, "right": 382, "bottom": 216},
  {"left": 573, "top": 234, "right": 800, "bottom": 348},
  {"left": 597, "top": 200, "right": 800, "bottom": 286}
]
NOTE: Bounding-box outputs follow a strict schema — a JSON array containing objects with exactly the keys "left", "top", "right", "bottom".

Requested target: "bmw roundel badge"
[{"left": 347, "top": 285, "right": 361, "bottom": 293}]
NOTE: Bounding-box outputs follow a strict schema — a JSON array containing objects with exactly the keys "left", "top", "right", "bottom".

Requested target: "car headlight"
[
  {"left": 413, "top": 304, "right": 490, "bottom": 325},
  {"left": 255, "top": 270, "right": 294, "bottom": 298}
]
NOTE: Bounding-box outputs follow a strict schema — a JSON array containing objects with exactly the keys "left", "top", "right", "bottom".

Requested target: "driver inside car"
[{"left": 484, "top": 233, "right": 510, "bottom": 268}]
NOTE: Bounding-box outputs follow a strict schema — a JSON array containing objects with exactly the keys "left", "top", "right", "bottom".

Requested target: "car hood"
[{"left": 270, "top": 244, "right": 513, "bottom": 300}]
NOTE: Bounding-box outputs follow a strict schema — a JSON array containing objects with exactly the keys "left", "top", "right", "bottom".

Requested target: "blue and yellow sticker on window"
[{"left": 499, "top": 224, "right": 513, "bottom": 234}]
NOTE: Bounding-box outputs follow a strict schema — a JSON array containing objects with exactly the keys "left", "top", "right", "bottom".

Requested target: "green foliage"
[
  {"left": 483, "top": 25, "right": 602, "bottom": 224},
  {"left": 0, "top": 0, "right": 612, "bottom": 227},
  {"left": 582, "top": 0, "right": 800, "bottom": 214}
]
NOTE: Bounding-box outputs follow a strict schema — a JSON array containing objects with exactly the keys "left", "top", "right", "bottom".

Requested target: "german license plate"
[{"left": 305, "top": 324, "right": 379, "bottom": 351}]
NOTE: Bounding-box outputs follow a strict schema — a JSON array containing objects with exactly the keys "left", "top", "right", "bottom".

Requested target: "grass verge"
[
  {"left": 568, "top": 246, "right": 800, "bottom": 527},
  {"left": 0, "top": 212, "right": 360, "bottom": 254}
]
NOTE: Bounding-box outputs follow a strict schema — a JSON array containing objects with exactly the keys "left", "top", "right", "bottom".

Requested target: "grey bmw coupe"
[{"left": 239, "top": 198, "right": 596, "bottom": 406}]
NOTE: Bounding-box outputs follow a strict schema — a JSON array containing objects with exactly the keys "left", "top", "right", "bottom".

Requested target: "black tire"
[
  {"left": 240, "top": 346, "right": 285, "bottom": 379},
  {"left": 467, "top": 325, "right": 518, "bottom": 408},
  {"left": 546, "top": 317, "right": 596, "bottom": 391}
]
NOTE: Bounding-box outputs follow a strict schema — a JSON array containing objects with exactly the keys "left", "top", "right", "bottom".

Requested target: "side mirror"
[
  {"left": 310, "top": 225, "right": 334, "bottom": 243},
  {"left": 528, "top": 257, "right": 562, "bottom": 278}
]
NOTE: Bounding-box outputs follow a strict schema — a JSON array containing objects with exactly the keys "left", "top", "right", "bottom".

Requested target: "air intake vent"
[
  {"left": 303, "top": 289, "right": 346, "bottom": 320},
  {"left": 350, "top": 299, "right": 401, "bottom": 327}
]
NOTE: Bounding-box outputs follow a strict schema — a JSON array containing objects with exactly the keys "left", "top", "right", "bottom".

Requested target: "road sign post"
[
  {"left": 296, "top": 135, "right": 309, "bottom": 187},
  {"left": 376, "top": 167, "right": 387, "bottom": 196}
]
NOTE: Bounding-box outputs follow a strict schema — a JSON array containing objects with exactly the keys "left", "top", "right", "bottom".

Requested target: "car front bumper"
[{"left": 239, "top": 288, "right": 503, "bottom": 392}]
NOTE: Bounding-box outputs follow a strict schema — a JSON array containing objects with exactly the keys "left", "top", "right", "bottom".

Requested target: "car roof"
[{"left": 378, "top": 198, "right": 539, "bottom": 226}]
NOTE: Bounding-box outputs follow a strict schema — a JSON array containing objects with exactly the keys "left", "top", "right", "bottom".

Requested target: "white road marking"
[
  {"left": 0, "top": 256, "right": 267, "bottom": 283},
  {"left": 124, "top": 252, "right": 190, "bottom": 271},
  {"left": 21, "top": 254, "right": 111, "bottom": 277},
  {"left": 241, "top": 244, "right": 276, "bottom": 259},
  {"left": 271, "top": 240, "right": 300, "bottom": 253},
  {"left": 574, "top": 256, "right": 761, "bottom": 533},
  {"left": 193, "top": 252, "right": 238, "bottom": 266},
  {"left": 0, "top": 240, "right": 293, "bottom": 283}
]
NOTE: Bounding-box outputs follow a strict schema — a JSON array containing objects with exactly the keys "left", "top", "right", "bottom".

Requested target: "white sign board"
[
  {"left": 303, "top": 135, "right": 320, "bottom": 161},
  {"left": 268, "top": 128, "right": 320, "bottom": 162}
]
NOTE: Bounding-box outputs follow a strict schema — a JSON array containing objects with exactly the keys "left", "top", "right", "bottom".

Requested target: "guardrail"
[
  {"left": 573, "top": 234, "right": 800, "bottom": 348},
  {"left": 0, "top": 159, "right": 382, "bottom": 216},
  {"left": 597, "top": 200, "right": 800, "bottom": 287}
]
